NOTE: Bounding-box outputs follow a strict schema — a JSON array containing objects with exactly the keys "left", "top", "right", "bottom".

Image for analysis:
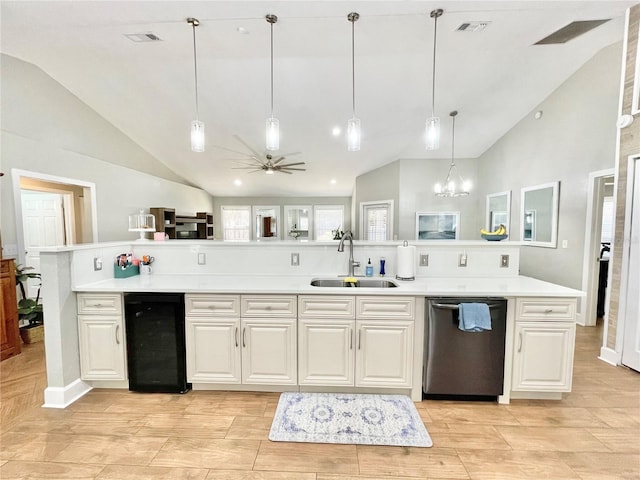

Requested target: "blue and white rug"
[{"left": 269, "top": 392, "right": 432, "bottom": 447}]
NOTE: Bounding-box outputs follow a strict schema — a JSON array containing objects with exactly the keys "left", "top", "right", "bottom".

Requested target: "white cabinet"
[
  {"left": 298, "top": 295, "right": 414, "bottom": 388},
  {"left": 77, "top": 293, "right": 127, "bottom": 381},
  {"left": 186, "top": 294, "right": 297, "bottom": 385},
  {"left": 512, "top": 298, "right": 576, "bottom": 392}
]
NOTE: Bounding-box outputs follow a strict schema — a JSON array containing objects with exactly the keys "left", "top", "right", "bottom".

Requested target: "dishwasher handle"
[{"left": 431, "top": 302, "right": 504, "bottom": 311}]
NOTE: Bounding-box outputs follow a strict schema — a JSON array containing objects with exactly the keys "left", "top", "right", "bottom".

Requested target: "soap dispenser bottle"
[{"left": 365, "top": 258, "right": 373, "bottom": 277}]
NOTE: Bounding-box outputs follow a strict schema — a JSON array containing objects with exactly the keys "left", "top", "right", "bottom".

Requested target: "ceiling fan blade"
[
  {"left": 280, "top": 168, "right": 306, "bottom": 171},
  {"left": 272, "top": 156, "right": 286, "bottom": 165},
  {"left": 233, "top": 134, "right": 262, "bottom": 158},
  {"left": 278, "top": 170, "right": 293, "bottom": 174},
  {"left": 232, "top": 166, "right": 264, "bottom": 170},
  {"left": 211, "top": 144, "right": 254, "bottom": 157},
  {"left": 280, "top": 151, "right": 302, "bottom": 157},
  {"left": 278, "top": 162, "right": 306, "bottom": 168}
]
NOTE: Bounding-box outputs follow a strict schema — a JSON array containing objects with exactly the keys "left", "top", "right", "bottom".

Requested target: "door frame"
[
  {"left": 618, "top": 154, "right": 640, "bottom": 368},
  {"left": 580, "top": 168, "right": 615, "bottom": 326},
  {"left": 11, "top": 169, "right": 98, "bottom": 266}
]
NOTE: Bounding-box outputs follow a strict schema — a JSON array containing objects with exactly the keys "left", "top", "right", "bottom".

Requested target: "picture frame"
[{"left": 415, "top": 212, "right": 459, "bottom": 240}]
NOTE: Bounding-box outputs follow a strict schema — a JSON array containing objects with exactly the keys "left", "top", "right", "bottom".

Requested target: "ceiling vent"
[
  {"left": 124, "top": 32, "right": 162, "bottom": 43},
  {"left": 456, "top": 21, "right": 490, "bottom": 32},
  {"left": 534, "top": 19, "right": 610, "bottom": 45}
]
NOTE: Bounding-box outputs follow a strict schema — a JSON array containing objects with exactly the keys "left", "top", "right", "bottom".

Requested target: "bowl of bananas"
[{"left": 480, "top": 224, "right": 508, "bottom": 241}]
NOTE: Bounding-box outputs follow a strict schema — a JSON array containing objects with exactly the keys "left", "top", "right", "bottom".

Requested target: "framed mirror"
[
  {"left": 485, "top": 190, "right": 511, "bottom": 235},
  {"left": 252, "top": 205, "right": 281, "bottom": 240},
  {"left": 284, "top": 205, "right": 312, "bottom": 240},
  {"left": 520, "top": 181, "right": 559, "bottom": 247}
]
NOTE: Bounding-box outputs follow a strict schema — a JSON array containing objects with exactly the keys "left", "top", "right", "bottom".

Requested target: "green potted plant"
[{"left": 15, "top": 264, "right": 44, "bottom": 344}]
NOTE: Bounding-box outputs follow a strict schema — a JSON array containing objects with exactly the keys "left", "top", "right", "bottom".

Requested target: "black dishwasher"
[
  {"left": 124, "top": 293, "right": 190, "bottom": 393},
  {"left": 424, "top": 297, "right": 507, "bottom": 398}
]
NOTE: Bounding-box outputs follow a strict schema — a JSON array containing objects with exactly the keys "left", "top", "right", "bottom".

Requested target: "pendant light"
[
  {"left": 347, "top": 12, "right": 361, "bottom": 152},
  {"left": 266, "top": 14, "right": 279, "bottom": 151},
  {"left": 434, "top": 111, "right": 471, "bottom": 197},
  {"left": 188, "top": 17, "right": 204, "bottom": 152},
  {"left": 425, "top": 9, "right": 443, "bottom": 151}
]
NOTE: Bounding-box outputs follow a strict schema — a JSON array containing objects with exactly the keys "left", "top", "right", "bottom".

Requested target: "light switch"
[
  {"left": 458, "top": 253, "right": 468, "bottom": 267},
  {"left": 500, "top": 255, "right": 509, "bottom": 268},
  {"left": 291, "top": 253, "right": 300, "bottom": 266},
  {"left": 93, "top": 256, "right": 103, "bottom": 271},
  {"left": 420, "top": 254, "right": 429, "bottom": 266},
  {"left": 197, "top": 253, "right": 206, "bottom": 265},
  {"left": 562, "top": 240, "right": 568, "bottom": 249}
]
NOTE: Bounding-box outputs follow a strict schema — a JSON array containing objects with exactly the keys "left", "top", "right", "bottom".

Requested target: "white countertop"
[{"left": 74, "top": 274, "right": 584, "bottom": 297}]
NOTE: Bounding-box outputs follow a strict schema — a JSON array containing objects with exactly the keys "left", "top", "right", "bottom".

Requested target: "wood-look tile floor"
[{"left": 1, "top": 324, "right": 639, "bottom": 479}]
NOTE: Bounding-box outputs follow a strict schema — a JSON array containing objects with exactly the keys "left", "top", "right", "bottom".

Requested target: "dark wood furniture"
[{"left": 1, "top": 259, "right": 22, "bottom": 360}]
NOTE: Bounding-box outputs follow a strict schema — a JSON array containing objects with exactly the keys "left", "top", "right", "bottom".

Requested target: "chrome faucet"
[{"left": 337, "top": 231, "right": 360, "bottom": 277}]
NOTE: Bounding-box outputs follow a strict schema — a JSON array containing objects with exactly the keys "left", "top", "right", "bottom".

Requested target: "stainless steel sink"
[{"left": 310, "top": 278, "right": 398, "bottom": 288}]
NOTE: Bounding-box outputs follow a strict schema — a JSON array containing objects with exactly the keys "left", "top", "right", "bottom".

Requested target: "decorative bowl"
[{"left": 481, "top": 233, "right": 508, "bottom": 241}]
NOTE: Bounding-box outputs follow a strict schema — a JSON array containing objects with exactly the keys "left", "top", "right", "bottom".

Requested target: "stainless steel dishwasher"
[{"left": 423, "top": 297, "right": 507, "bottom": 398}]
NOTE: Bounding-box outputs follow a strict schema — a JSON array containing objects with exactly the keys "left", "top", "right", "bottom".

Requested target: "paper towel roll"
[{"left": 396, "top": 244, "right": 416, "bottom": 280}]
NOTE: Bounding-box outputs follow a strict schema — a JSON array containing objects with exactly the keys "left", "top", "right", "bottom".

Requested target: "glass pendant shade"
[
  {"left": 434, "top": 110, "right": 470, "bottom": 197},
  {"left": 190, "top": 120, "right": 205, "bottom": 152},
  {"left": 425, "top": 116, "right": 440, "bottom": 150},
  {"left": 266, "top": 116, "right": 279, "bottom": 151},
  {"left": 347, "top": 116, "right": 361, "bottom": 151}
]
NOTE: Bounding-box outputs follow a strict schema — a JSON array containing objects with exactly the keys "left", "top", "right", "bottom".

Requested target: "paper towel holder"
[{"left": 396, "top": 240, "right": 415, "bottom": 281}]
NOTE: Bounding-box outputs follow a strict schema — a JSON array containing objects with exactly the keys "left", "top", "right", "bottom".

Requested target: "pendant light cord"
[
  {"left": 431, "top": 12, "right": 438, "bottom": 117},
  {"left": 450, "top": 112, "right": 455, "bottom": 166},
  {"left": 190, "top": 19, "right": 200, "bottom": 120},
  {"left": 351, "top": 17, "right": 356, "bottom": 116},
  {"left": 270, "top": 20, "right": 274, "bottom": 116}
]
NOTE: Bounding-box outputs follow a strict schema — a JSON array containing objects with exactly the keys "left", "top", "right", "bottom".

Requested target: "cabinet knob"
[{"left": 544, "top": 309, "right": 553, "bottom": 314}]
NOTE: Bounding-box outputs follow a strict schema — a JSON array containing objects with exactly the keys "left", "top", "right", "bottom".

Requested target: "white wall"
[
  {"left": 477, "top": 42, "right": 622, "bottom": 289},
  {"left": 0, "top": 54, "right": 213, "bottom": 246}
]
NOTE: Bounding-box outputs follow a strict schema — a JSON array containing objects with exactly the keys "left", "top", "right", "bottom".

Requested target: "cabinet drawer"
[
  {"left": 185, "top": 294, "right": 240, "bottom": 317},
  {"left": 298, "top": 295, "right": 355, "bottom": 319},
  {"left": 0, "top": 260, "right": 11, "bottom": 276},
  {"left": 241, "top": 295, "right": 297, "bottom": 317},
  {"left": 517, "top": 298, "right": 576, "bottom": 321},
  {"left": 77, "top": 293, "right": 123, "bottom": 315},
  {"left": 356, "top": 296, "right": 415, "bottom": 320}
]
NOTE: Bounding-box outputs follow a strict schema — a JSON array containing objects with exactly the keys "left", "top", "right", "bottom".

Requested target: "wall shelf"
[{"left": 152, "top": 208, "right": 213, "bottom": 240}]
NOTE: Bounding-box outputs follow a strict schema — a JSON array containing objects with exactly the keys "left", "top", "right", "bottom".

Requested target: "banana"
[{"left": 480, "top": 224, "right": 507, "bottom": 236}]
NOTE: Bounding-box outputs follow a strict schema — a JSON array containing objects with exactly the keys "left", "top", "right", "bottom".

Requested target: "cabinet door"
[
  {"left": 78, "top": 315, "right": 126, "bottom": 380},
  {"left": 355, "top": 320, "right": 414, "bottom": 388},
  {"left": 512, "top": 322, "right": 575, "bottom": 392},
  {"left": 298, "top": 318, "right": 354, "bottom": 386},
  {"left": 186, "top": 317, "right": 241, "bottom": 384},
  {"left": 241, "top": 318, "right": 296, "bottom": 385}
]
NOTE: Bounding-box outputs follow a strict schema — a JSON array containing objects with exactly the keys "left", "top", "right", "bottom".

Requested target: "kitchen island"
[{"left": 36, "top": 240, "right": 583, "bottom": 408}]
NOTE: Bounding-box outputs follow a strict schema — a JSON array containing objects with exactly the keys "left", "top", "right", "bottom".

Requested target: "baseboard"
[
  {"left": 599, "top": 346, "right": 620, "bottom": 366},
  {"left": 43, "top": 379, "right": 92, "bottom": 409}
]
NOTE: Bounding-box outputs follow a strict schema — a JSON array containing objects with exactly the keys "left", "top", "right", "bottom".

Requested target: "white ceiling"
[{"left": 1, "top": 1, "right": 633, "bottom": 197}]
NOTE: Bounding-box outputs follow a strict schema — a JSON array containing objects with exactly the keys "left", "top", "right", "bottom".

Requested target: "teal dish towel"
[{"left": 458, "top": 303, "right": 492, "bottom": 332}]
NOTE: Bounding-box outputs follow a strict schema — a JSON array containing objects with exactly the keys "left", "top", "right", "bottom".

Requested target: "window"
[
  {"left": 360, "top": 200, "right": 393, "bottom": 241},
  {"left": 221, "top": 206, "right": 251, "bottom": 241},
  {"left": 314, "top": 205, "right": 344, "bottom": 241},
  {"left": 601, "top": 196, "right": 614, "bottom": 244}
]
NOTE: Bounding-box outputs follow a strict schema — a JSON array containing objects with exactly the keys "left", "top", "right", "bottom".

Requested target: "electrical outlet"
[
  {"left": 197, "top": 253, "right": 206, "bottom": 265},
  {"left": 291, "top": 252, "right": 300, "bottom": 266},
  {"left": 458, "top": 253, "right": 468, "bottom": 267},
  {"left": 93, "top": 256, "right": 103, "bottom": 271},
  {"left": 420, "top": 254, "right": 429, "bottom": 266},
  {"left": 500, "top": 254, "right": 509, "bottom": 268}
]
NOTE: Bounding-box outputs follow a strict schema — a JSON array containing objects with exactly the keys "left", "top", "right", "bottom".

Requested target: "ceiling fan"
[{"left": 216, "top": 135, "right": 306, "bottom": 175}]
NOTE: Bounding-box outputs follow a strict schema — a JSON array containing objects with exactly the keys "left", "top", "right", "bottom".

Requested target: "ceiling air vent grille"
[
  {"left": 534, "top": 19, "right": 610, "bottom": 45},
  {"left": 124, "top": 32, "right": 163, "bottom": 43},
  {"left": 456, "top": 21, "right": 490, "bottom": 32}
]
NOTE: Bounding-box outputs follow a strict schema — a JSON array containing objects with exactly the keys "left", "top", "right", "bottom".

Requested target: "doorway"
[
  {"left": 11, "top": 169, "right": 98, "bottom": 270},
  {"left": 581, "top": 169, "right": 615, "bottom": 328}
]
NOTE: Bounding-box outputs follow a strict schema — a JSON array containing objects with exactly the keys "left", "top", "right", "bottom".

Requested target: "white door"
[
  {"left": 355, "top": 320, "right": 413, "bottom": 388},
  {"left": 241, "top": 318, "right": 296, "bottom": 385},
  {"left": 622, "top": 159, "right": 640, "bottom": 371},
  {"left": 298, "top": 318, "right": 354, "bottom": 386},
  {"left": 185, "top": 317, "right": 241, "bottom": 384},
  {"left": 21, "top": 191, "right": 65, "bottom": 298}
]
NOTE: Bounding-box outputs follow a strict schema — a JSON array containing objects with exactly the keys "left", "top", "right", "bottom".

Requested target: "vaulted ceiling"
[{"left": 1, "top": 1, "right": 633, "bottom": 196}]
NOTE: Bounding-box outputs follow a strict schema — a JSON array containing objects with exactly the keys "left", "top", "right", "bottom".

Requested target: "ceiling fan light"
[
  {"left": 347, "top": 116, "right": 361, "bottom": 151},
  {"left": 191, "top": 120, "right": 205, "bottom": 152},
  {"left": 266, "top": 116, "right": 279, "bottom": 151},
  {"left": 425, "top": 116, "right": 440, "bottom": 150},
  {"left": 265, "top": 166, "right": 275, "bottom": 175}
]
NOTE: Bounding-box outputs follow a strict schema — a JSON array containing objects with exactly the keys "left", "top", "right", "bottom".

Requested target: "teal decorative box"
[{"left": 114, "top": 264, "right": 139, "bottom": 278}]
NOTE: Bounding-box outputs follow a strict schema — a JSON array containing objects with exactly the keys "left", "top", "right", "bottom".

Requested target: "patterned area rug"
[{"left": 269, "top": 392, "right": 432, "bottom": 447}]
